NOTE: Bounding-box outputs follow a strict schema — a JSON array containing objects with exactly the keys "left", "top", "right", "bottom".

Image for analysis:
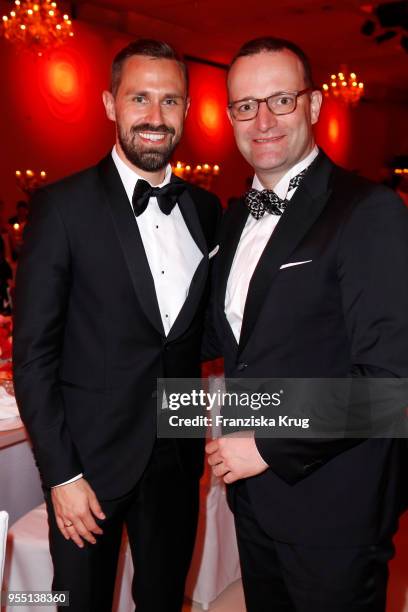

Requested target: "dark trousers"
[
  {"left": 45, "top": 439, "right": 200, "bottom": 612},
  {"left": 233, "top": 482, "right": 394, "bottom": 612}
]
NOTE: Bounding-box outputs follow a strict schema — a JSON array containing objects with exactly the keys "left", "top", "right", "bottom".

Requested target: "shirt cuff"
[{"left": 52, "top": 473, "right": 83, "bottom": 488}]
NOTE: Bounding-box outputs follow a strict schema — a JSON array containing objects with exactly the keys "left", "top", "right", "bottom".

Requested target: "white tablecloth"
[
  {"left": 0, "top": 431, "right": 43, "bottom": 526},
  {"left": 186, "top": 476, "right": 241, "bottom": 608},
  {"left": 0, "top": 510, "right": 8, "bottom": 590}
]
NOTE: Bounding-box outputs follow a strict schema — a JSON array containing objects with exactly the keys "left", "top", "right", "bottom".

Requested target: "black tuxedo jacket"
[
  {"left": 13, "top": 154, "right": 220, "bottom": 499},
  {"left": 210, "top": 150, "right": 408, "bottom": 545}
]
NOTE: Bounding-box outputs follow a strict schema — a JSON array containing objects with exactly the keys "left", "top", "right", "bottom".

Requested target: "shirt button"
[{"left": 161, "top": 270, "right": 165, "bottom": 274}]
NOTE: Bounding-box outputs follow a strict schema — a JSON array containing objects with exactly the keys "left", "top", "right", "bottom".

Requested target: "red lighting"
[
  {"left": 181, "top": 63, "right": 232, "bottom": 161},
  {"left": 48, "top": 61, "right": 78, "bottom": 99},
  {"left": 328, "top": 117, "right": 340, "bottom": 144},
  {"left": 37, "top": 49, "right": 88, "bottom": 122},
  {"left": 199, "top": 98, "right": 221, "bottom": 135},
  {"left": 316, "top": 97, "right": 350, "bottom": 167}
]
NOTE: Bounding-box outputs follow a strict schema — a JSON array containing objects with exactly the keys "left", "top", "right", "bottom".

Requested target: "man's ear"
[
  {"left": 184, "top": 97, "right": 191, "bottom": 119},
  {"left": 226, "top": 106, "right": 234, "bottom": 127},
  {"left": 102, "top": 90, "right": 116, "bottom": 122},
  {"left": 310, "top": 89, "right": 323, "bottom": 125}
]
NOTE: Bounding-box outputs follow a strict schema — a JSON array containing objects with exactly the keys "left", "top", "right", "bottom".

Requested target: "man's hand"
[
  {"left": 51, "top": 478, "right": 106, "bottom": 548},
  {"left": 206, "top": 431, "right": 268, "bottom": 483}
]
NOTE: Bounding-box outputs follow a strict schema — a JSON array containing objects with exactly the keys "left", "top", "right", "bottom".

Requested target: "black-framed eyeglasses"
[{"left": 228, "top": 88, "right": 312, "bottom": 121}]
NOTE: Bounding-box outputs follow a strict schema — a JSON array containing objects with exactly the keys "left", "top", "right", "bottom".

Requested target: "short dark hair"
[
  {"left": 229, "top": 37, "right": 314, "bottom": 89},
  {"left": 111, "top": 38, "right": 188, "bottom": 96}
]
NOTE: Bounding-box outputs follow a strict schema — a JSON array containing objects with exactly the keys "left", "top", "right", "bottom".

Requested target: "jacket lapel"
[
  {"left": 173, "top": 175, "right": 208, "bottom": 255},
  {"left": 97, "top": 155, "right": 165, "bottom": 336},
  {"left": 167, "top": 180, "right": 209, "bottom": 341},
  {"left": 238, "top": 151, "right": 334, "bottom": 355}
]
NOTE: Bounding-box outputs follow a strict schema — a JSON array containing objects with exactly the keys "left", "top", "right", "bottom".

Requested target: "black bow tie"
[
  {"left": 245, "top": 168, "right": 307, "bottom": 220},
  {"left": 132, "top": 179, "right": 185, "bottom": 217}
]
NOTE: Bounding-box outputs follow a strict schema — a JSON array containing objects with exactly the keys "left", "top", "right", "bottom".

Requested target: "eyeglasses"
[{"left": 228, "top": 88, "right": 312, "bottom": 121}]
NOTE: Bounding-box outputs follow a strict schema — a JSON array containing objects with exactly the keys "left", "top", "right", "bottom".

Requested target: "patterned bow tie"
[
  {"left": 132, "top": 179, "right": 185, "bottom": 217},
  {"left": 245, "top": 168, "right": 307, "bottom": 220}
]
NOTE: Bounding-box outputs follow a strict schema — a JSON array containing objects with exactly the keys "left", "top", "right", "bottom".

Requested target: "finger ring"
[{"left": 64, "top": 521, "right": 73, "bottom": 527}]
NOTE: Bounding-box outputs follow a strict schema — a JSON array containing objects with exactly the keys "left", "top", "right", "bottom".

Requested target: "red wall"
[
  {"left": 1, "top": 24, "right": 125, "bottom": 213},
  {"left": 316, "top": 95, "right": 407, "bottom": 180},
  {"left": 1, "top": 20, "right": 406, "bottom": 216}
]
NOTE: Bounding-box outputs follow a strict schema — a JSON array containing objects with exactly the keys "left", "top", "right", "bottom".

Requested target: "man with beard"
[{"left": 13, "top": 39, "right": 220, "bottom": 612}]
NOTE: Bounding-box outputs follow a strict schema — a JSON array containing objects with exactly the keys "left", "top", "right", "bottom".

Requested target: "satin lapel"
[
  {"left": 238, "top": 152, "right": 333, "bottom": 356},
  {"left": 97, "top": 155, "right": 165, "bottom": 336},
  {"left": 167, "top": 181, "right": 209, "bottom": 341},
  {"left": 172, "top": 176, "right": 207, "bottom": 255},
  {"left": 215, "top": 198, "right": 249, "bottom": 349}
]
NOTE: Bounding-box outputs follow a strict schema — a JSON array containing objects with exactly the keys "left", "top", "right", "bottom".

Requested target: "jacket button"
[{"left": 237, "top": 362, "right": 248, "bottom": 372}]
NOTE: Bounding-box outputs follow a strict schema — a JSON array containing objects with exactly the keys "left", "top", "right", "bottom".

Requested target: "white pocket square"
[
  {"left": 280, "top": 259, "right": 313, "bottom": 269},
  {"left": 209, "top": 245, "right": 219, "bottom": 259}
]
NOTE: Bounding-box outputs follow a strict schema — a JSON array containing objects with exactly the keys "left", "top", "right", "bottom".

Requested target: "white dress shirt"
[
  {"left": 225, "top": 146, "right": 319, "bottom": 343},
  {"left": 112, "top": 146, "right": 203, "bottom": 334},
  {"left": 54, "top": 146, "right": 203, "bottom": 488}
]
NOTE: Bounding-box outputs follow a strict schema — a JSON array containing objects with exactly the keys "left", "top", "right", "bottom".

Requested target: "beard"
[{"left": 118, "top": 122, "right": 180, "bottom": 172}]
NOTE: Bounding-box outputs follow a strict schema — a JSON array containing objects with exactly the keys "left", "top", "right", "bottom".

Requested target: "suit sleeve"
[
  {"left": 256, "top": 187, "right": 408, "bottom": 484},
  {"left": 338, "top": 187, "right": 408, "bottom": 378},
  {"left": 13, "top": 189, "right": 82, "bottom": 488}
]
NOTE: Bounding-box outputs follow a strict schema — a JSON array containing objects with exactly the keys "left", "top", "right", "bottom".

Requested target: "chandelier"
[
  {"left": 1, "top": 0, "right": 74, "bottom": 56},
  {"left": 172, "top": 162, "right": 220, "bottom": 190},
  {"left": 322, "top": 70, "right": 364, "bottom": 105},
  {"left": 15, "top": 168, "right": 47, "bottom": 195}
]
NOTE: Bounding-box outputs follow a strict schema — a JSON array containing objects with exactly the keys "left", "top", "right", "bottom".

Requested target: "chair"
[{"left": 0, "top": 510, "right": 9, "bottom": 589}]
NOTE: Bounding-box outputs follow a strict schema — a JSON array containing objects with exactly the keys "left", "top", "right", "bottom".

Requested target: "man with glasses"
[
  {"left": 14, "top": 38, "right": 220, "bottom": 612},
  {"left": 206, "top": 37, "right": 408, "bottom": 611}
]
